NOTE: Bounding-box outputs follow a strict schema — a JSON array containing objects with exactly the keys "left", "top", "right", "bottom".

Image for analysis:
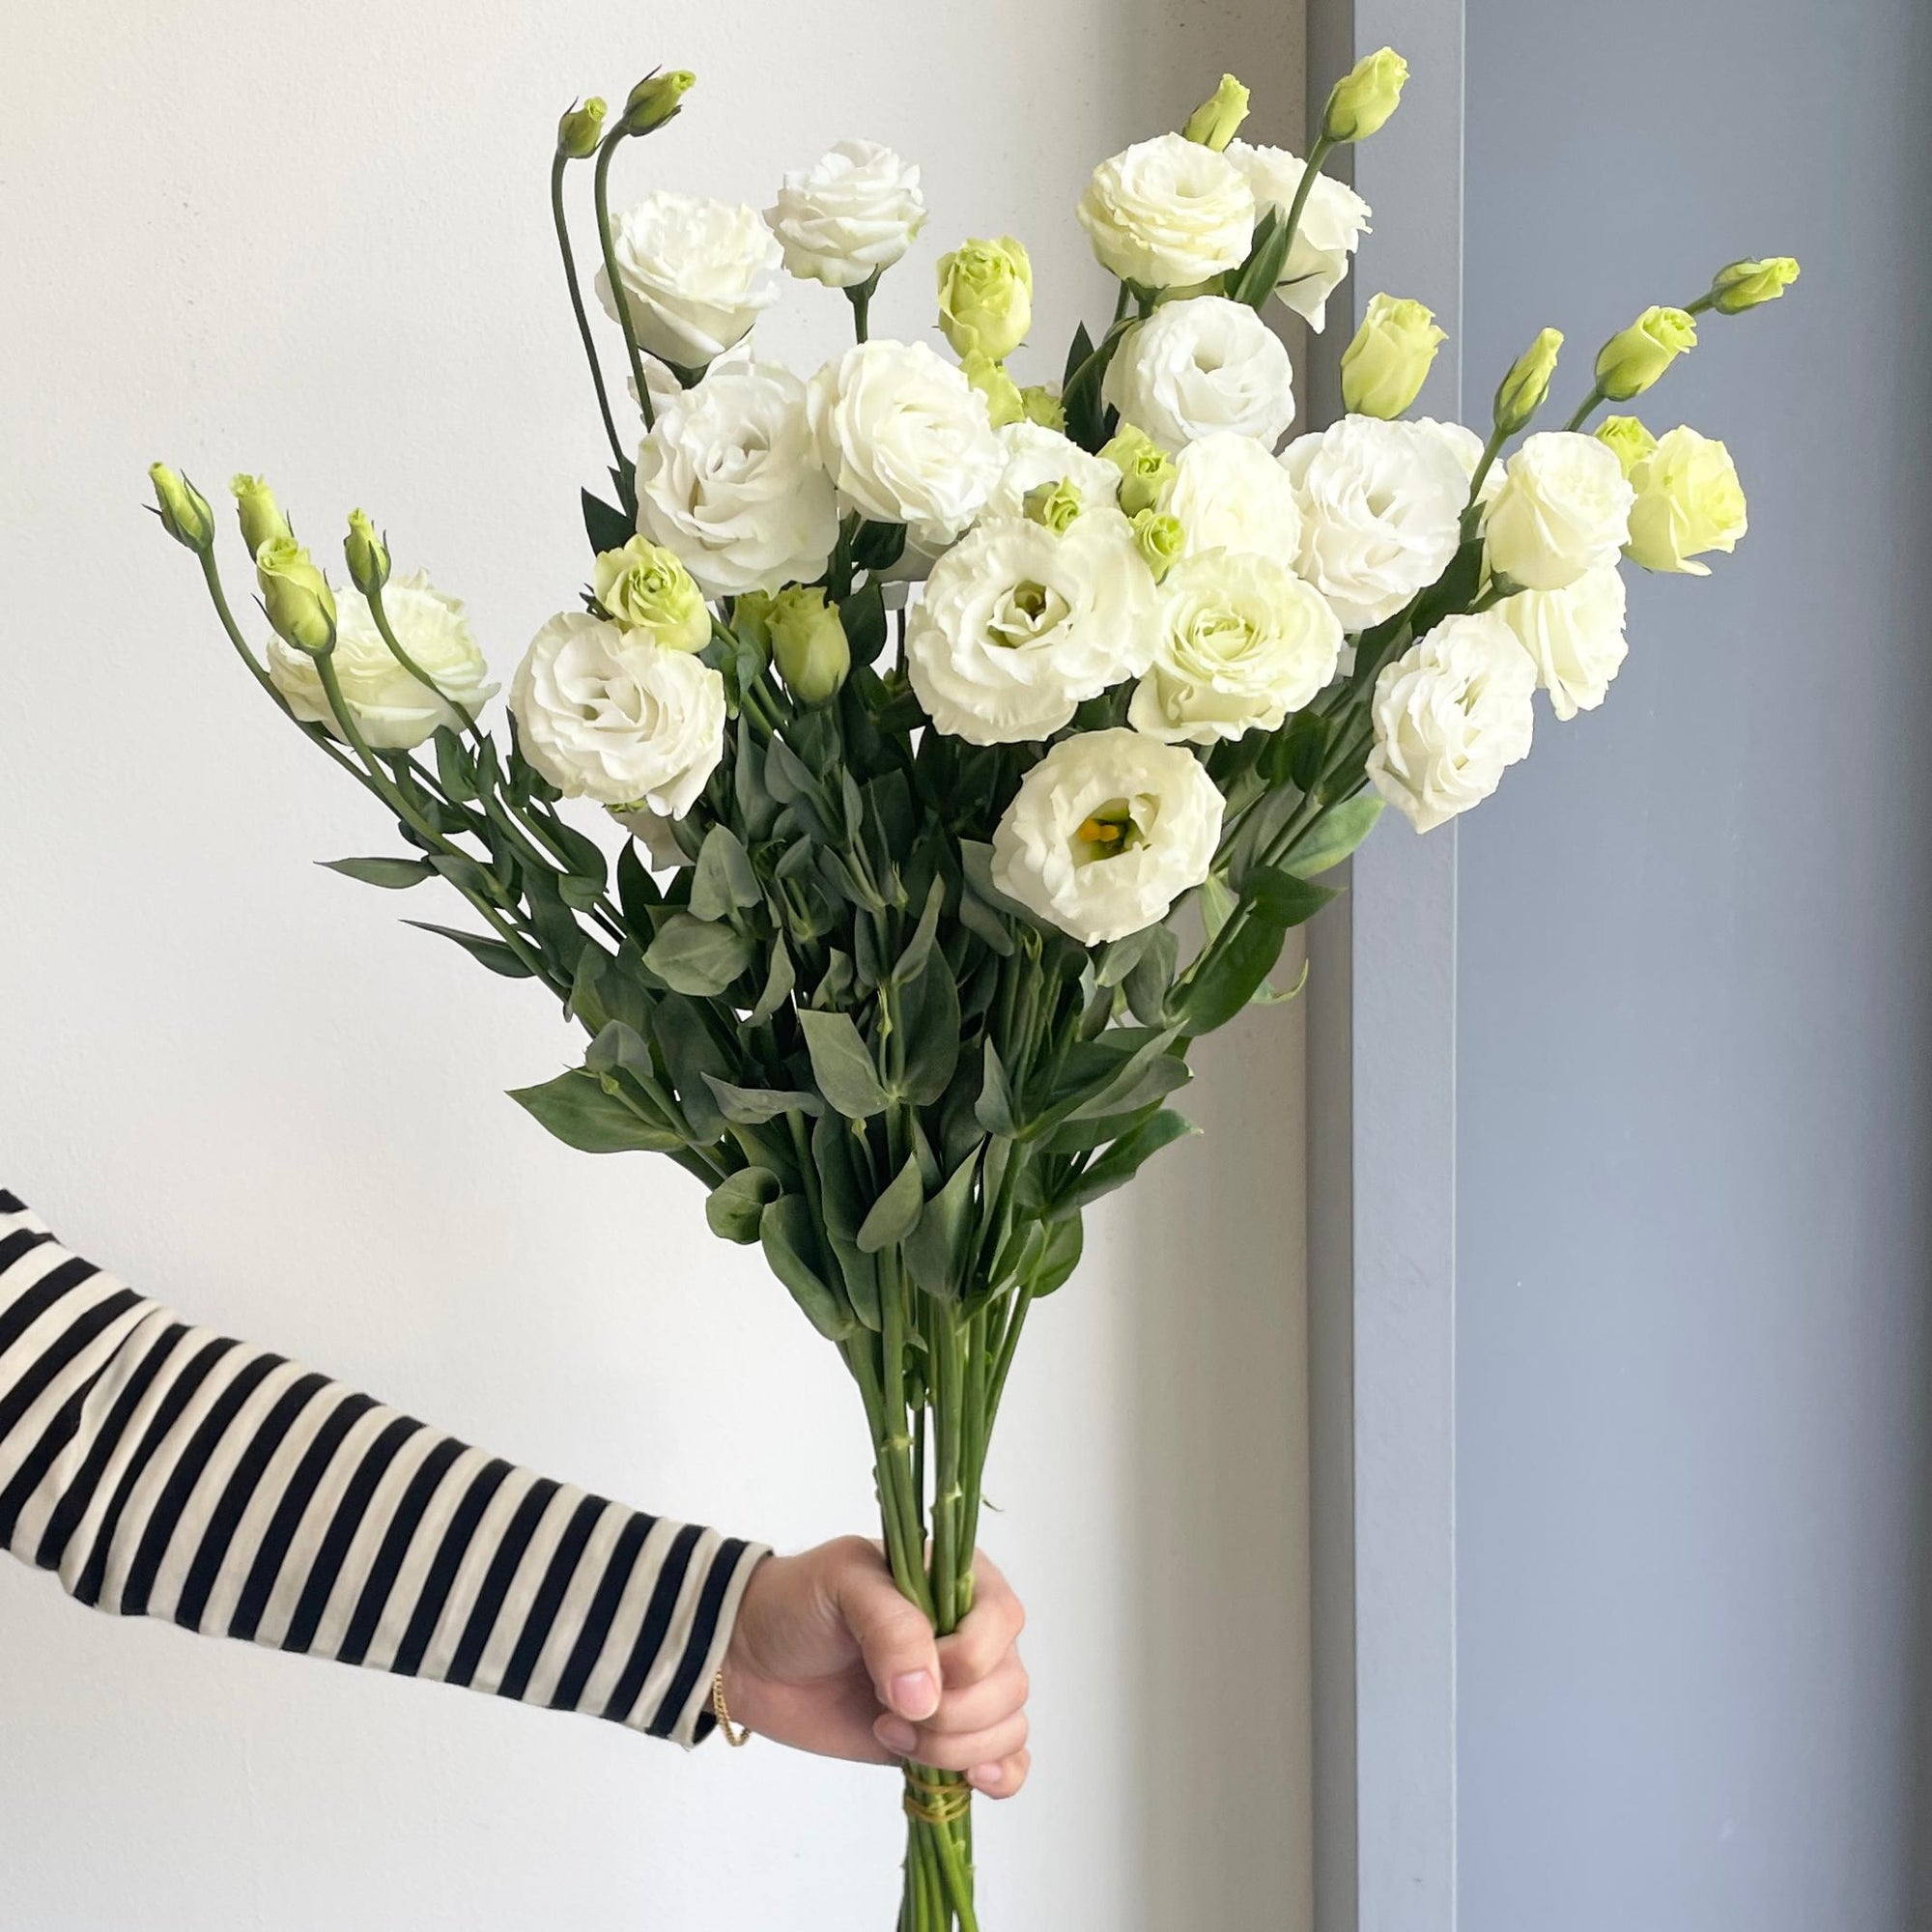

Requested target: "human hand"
[{"left": 718, "top": 1536, "right": 1030, "bottom": 1798}]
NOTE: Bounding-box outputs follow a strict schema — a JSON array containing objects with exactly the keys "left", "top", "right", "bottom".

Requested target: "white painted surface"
[{"left": 0, "top": 5, "right": 1310, "bottom": 1926}]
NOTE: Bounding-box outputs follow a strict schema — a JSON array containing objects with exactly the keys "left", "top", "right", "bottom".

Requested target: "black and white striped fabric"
[{"left": 0, "top": 1190, "right": 764, "bottom": 1746}]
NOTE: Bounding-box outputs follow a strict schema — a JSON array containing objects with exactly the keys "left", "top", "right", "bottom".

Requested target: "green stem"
[
  {"left": 847, "top": 270, "right": 879, "bottom": 344},
  {"left": 1276, "top": 132, "right": 1336, "bottom": 271},
  {"left": 1563, "top": 380, "right": 1606, "bottom": 433},
  {"left": 551, "top": 150, "right": 626, "bottom": 470},
  {"left": 592, "top": 128, "right": 654, "bottom": 434},
  {"left": 366, "top": 582, "right": 480, "bottom": 742}
]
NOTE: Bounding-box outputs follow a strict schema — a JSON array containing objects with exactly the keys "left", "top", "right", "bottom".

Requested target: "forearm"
[{"left": 0, "top": 1188, "right": 765, "bottom": 1745}]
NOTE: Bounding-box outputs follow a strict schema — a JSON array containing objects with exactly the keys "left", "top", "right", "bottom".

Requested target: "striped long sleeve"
[{"left": 0, "top": 1190, "right": 766, "bottom": 1746}]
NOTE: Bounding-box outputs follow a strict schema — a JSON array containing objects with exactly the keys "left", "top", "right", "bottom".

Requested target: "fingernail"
[
  {"left": 967, "top": 1763, "right": 1004, "bottom": 1793},
  {"left": 874, "top": 1717, "right": 920, "bottom": 1755},
  {"left": 891, "top": 1670, "right": 938, "bottom": 1719}
]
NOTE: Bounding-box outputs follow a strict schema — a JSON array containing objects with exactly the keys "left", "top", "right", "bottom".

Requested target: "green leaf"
[
  {"left": 691, "top": 826, "right": 762, "bottom": 921},
  {"left": 433, "top": 726, "right": 477, "bottom": 805},
  {"left": 319, "top": 856, "right": 435, "bottom": 890},
  {"left": 749, "top": 939, "right": 795, "bottom": 1026},
  {"left": 406, "top": 922, "right": 535, "bottom": 979},
  {"left": 582, "top": 488, "right": 634, "bottom": 557},
  {"left": 1227, "top": 207, "right": 1290, "bottom": 308},
  {"left": 892, "top": 875, "right": 947, "bottom": 987},
  {"left": 798, "top": 1008, "right": 889, "bottom": 1119},
  {"left": 705, "top": 1166, "right": 782, "bottom": 1243},
  {"left": 1122, "top": 924, "right": 1179, "bottom": 1028},
  {"left": 763, "top": 732, "right": 817, "bottom": 808},
  {"left": 1029, "top": 1212, "right": 1085, "bottom": 1297},
  {"left": 1068, "top": 1047, "right": 1191, "bottom": 1121},
  {"left": 1177, "top": 868, "right": 1338, "bottom": 1034},
  {"left": 1283, "top": 795, "right": 1384, "bottom": 878},
  {"left": 1043, "top": 1099, "right": 1160, "bottom": 1156},
  {"left": 851, "top": 520, "right": 906, "bottom": 574},
  {"left": 975, "top": 1038, "right": 1019, "bottom": 1138},
  {"left": 644, "top": 912, "right": 755, "bottom": 996},
  {"left": 1094, "top": 924, "right": 1160, "bottom": 989},
  {"left": 508, "top": 1067, "right": 679, "bottom": 1153},
  {"left": 1050, "top": 1110, "right": 1198, "bottom": 1219},
  {"left": 902, "top": 1149, "right": 980, "bottom": 1300},
  {"left": 702, "top": 1075, "right": 824, "bottom": 1124},
  {"left": 894, "top": 953, "right": 960, "bottom": 1106},
  {"left": 760, "top": 1194, "right": 856, "bottom": 1341},
  {"left": 839, "top": 580, "right": 888, "bottom": 667},
  {"left": 652, "top": 995, "right": 736, "bottom": 1141},
  {"left": 857, "top": 1154, "right": 925, "bottom": 1255},
  {"left": 616, "top": 838, "right": 665, "bottom": 928}
]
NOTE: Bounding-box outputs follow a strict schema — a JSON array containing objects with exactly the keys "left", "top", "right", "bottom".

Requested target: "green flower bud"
[
  {"left": 556, "top": 97, "right": 608, "bottom": 160},
  {"left": 960, "top": 350, "right": 1026, "bottom": 429},
  {"left": 1708, "top": 256, "right": 1801, "bottom": 316},
  {"left": 1098, "top": 422, "right": 1177, "bottom": 517},
  {"left": 1492, "top": 327, "right": 1564, "bottom": 436},
  {"left": 731, "top": 589, "right": 777, "bottom": 653},
  {"left": 592, "top": 536, "right": 710, "bottom": 651},
  {"left": 1130, "top": 508, "right": 1185, "bottom": 582},
  {"left": 148, "top": 463, "right": 214, "bottom": 553},
  {"left": 1182, "top": 73, "right": 1251, "bottom": 151},
  {"left": 1322, "top": 46, "right": 1408, "bottom": 143},
  {"left": 937, "top": 237, "right": 1034, "bottom": 362},
  {"left": 1019, "top": 383, "right": 1065, "bottom": 432},
  {"left": 343, "top": 508, "right": 390, "bottom": 597},
  {"left": 622, "top": 69, "right": 696, "bottom": 136},
  {"left": 255, "top": 538, "right": 337, "bottom": 654},
  {"left": 1594, "top": 414, "right": 1659, "bottom": 479},
  {"left": 1594, "top": 304, "right": 1696, "bottom": 402},
  {"left": 766, "top": 586, "right": 850, "bottom": 705},
  {"left": 230, "top": 473, "right": 292, "bottom": 557},
  {"left": 1022, "top": 480, "right": 1084, "bottom": 534},
  {"left": 1340, "top": 292, "right": 1446, "bottom": 419}
]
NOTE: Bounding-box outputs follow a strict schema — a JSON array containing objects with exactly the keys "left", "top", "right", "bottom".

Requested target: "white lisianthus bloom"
[
  {"left": 631, "top": 339, "right": 754, "bottom": 424},
  {"left": 1077, "top": 132, "right": 1256, "bottom": 289},
  {"left": 1366, "top": 611, "right": 1537, "bottom": 832},
  {"left": 596, "top": 191, "right": 782, "bottom": 368},
  {"left": 636, "top": 362, "right": 840, "bottom": 597},
  {"left": 1484, "top": 431, "right": 1635, "bottom": 592},
  {"left": 1494, "top": 566, "right": 1629, "bottom": 720},
  {"left": 1129, "top": 551, "right": 1343, "bottom": 744},
  {"left": 1224, "top": 141, "right": 1372, "bottom": 330},
  {"left": 1282, "top": 415, "right": 1468, "bottom": 630},
  {"left": 764, "top": 140, "right": 926, "bottom": 289},
  {"left": 268, "top": 571, "right": 497, "bottom": 751},
  {"left": 509, "top": 611, "right": 725, "bottom": 817},
  {"left": 807, "top": 340, "right": 1006, "bottom": 549},
  {"left": 1624, "top": 425, "right": 1747, "bottom": 576},
  {"left": 1160, "top": 430, "right": 1304, "bottom": 560},
  {"left": 1418, "top": 418, "right": 1501, "bottom": 508},
  {"left": 980, "top": 420, "right": 1123, "bottom": 522},
  {"left": 1102, "top": 298, "right": 1296, "bottom": 453},
  {"left": 907, "top": 510, "right": 1155, "bottom": 744},
  {"left": 992, "top": 727, "right": 1225, "bottom": 944}
]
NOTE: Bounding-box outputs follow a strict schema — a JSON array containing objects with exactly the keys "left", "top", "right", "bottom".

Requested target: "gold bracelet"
[{"left": 711, "top": 1669, "right": 753, "bottom": 1747}]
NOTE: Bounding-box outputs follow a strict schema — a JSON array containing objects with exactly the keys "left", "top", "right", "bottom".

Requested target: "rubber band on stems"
[{"left": 902, "top": 1768, "right": 973, "bottom": 1827}]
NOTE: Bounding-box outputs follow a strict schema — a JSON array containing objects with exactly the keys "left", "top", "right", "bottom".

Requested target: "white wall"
[{"left": 0, "top": 5, "right": 1308, "bottom": 1927}]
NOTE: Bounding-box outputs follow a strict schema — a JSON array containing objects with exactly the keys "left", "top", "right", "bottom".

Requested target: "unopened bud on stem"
[
  {"left": 766, "top": 586, "right": 850, "bottom": 705},
  {"left": 255, "top": 537, "right": 337, "bottom": 655},
  {"left": 622, "top": 69, "right": 696, "bottom": 136},
  {"left": 1322, "top": 46, "right": 1407, "bottom": 143},
  {"left": 1492, "top": 327, "right": 1563, "bottom": 436},
  {"left": 1707, "top": 256, "right": 1801, "bottom": 315},
  {"left": 149, "top": 463, "right": 214, "bottom": 552},
  {"left": 343, "top": 509, "right": 390, "bottom": 597},
  {"left": 231, "top": 473, "right": 292, "bottom": 557},
  {"left": 1182, "top": 73, "right": 1251, "bottom": 151},
  {"left": 1594, "top": 304, "right": 1696, "bottom": 402},
  {"left": 556, "top": 97, "right": 608, "bottom": 160}
]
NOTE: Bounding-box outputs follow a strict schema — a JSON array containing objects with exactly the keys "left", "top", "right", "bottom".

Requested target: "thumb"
[{"left": 834, "top": 1552, "right": 941, "bottom": 1721}]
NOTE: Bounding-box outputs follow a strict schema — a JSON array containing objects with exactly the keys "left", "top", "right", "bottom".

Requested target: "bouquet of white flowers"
[{"left": 148, "top": 50, "right": 1795, "bottom": 1929}]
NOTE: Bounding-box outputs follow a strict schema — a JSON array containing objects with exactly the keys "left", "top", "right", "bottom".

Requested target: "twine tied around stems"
[{"left": 902, "top": 1768, "right": 974, "bottom": 1827}]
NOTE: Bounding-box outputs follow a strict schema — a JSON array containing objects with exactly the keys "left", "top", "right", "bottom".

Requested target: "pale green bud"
[
  {"left": 960, "top": 350, "right": 1026, "bottom": 429},
  {"left": 255, "top": 538, "right": 337, "bottom": 654},
  {"left": 1708, "top": 256, "right": 1801, "bottom": 316},
  {"left": 937, "top": 237, "right": 1034, "bottom": 361},
  {"left": 1594, "top": 304, "right": 1696, "bottom": 402},
  {"left": 1322, "top": 46, "right": 1407, "bottom": 143},
  {"left": 230, "top": 473, "right": 292, "bottom": 557},
  {"left": 1019, "top": 383, "right": 1065, "bottom": 432},
  {"left": 343, "top": 508, "right": 390, "bottom": 597},
  {"left": 766, "top": 586, "right": 850, "bottom": 705},
  {"left": 1130, "top": 508, "right": 1185, "bottom": 582},
  {"left": 731, "top": 589, "right": 777, "bottom": 653},
  {"left": 592, "top": 536, "right": 710, "bottom": 651},
  {"left": 622, "top": 69, "right": 695, "bottom": 136},
  {"left": 1182, "top": 73, "right": 1251, "bottom": 151},
  {"left": 148, "top": 463, "right": 214, "bottom": 553},
  {"left": 1594, "top": 414, "right": 1659, "bottom": 479},
  {"left": 1022, "top": 480, "right": 1084, "bottom": 534},
  {"left": 1098, "top": 422, "right": 1176, "bottom": 517},
  {"left": 1340, "top": 292, "right": 1446, "bottom": 419},
  {"left": 1492, "top": 327, "right": 1564, "bottom": 436},
  {"left": 556, "top": 97, "right": 608, "bottom": 159}
]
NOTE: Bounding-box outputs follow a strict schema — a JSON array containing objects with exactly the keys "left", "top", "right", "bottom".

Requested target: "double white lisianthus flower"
[
  {"left": 269, "top": 572, "right": 497, "bottom": 751},
  {"left": 1224, "top": 141, "right": 1373, "bottom": 330},
  {"left": 979, "top": 421, "right": 1123, "bottom": 523},
  {"left": 1282, "top": 414, "right": 1468, "bottom": 630},
  {"left": 992, "top": 728, "right": 1226, "bottom": 945},
  {"left": 808, "top": 340, "right": 1006, "bottom": 549},
  {"left": 764, "top": 140, "right": 926, "bottom": 288},
  {"left": 1484, "top": 431, "right": 1635, "bottom": 590},
  {"left": 510, "top": 611, "right": 725, "bottom": 817},
  {"left": 1077, "top": 131, "right": 1256, "bottom": 288},
  {"left": 907, "top": 510, "right": 1154, "bottom": 744},
  {"left": 1103, "top": 297, "right": 1296, "bottom": 452},
  {"left": 598, "top": 190, "right": 782, "bottom": 367},
  {"left": 1160, "top": 430, "right": 1304, "bottom": 558},
  {"left": 636, "top": 362, "right": 840, "bottom": 596},
  {"left": 1624, "top": 425, "right": 1747, "bottom": 575},
  {"left": 1494, "top": 566, "right": 1630, "bottom": 720},
  {"left": 1366, "top": 611, "right": 1537, "bottom": 831}
]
